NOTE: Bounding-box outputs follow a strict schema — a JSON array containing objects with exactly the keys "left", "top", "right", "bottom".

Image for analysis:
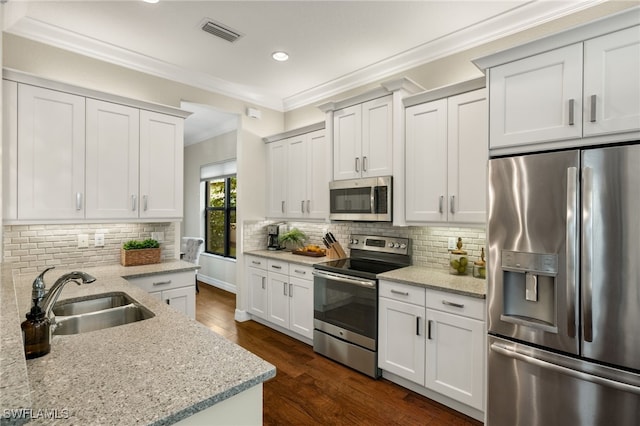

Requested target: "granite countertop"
[
  {"left": 245, "top": 249, "right": 333, "bottom": 266},
  {"left": 1, "top": 261, "right": 275, "bottom": 425},
  {"left": 378, "top": 265, "right": 487, "bottom": 299}
]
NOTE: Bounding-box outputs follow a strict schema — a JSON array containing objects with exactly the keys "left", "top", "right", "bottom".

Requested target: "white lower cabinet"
[
  {"left": 378, "top": 280, "right": 485, "bottom": 413},
  {"left": 126, "top": 271, "right": 195, "bottom": 319},
  {"left": 245, "top": 256, "right": 313, "bottom": 341}
]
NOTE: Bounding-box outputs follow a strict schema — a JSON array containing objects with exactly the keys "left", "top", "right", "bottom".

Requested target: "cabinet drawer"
[
  {"left": 289, "top": 264, "right": 313, "bottom": 279},
  {"left": 379, "top": 280, "right": 425, "bottom": 306},
  {"left": 126, "top": 270, "right": 194, "bottom": 293},
  {"left": 425, "top": 289, "right": 485, "bottom": 321},
  {"left": 267, "top": 259, "right": 289, "bottom": 274},
  {"left": 246, "top": 255, "right": 268, "bottom": 270}
]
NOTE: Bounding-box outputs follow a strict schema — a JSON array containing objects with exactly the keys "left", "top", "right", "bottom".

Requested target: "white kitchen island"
[{"left": 0, "top": 262, "right": 275, "bottom": 425}]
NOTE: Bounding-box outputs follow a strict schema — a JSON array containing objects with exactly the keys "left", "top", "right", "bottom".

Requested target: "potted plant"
[
  {"left": 278, "top": 228, "right": 307, "bottom": 251},
  {"left": 120, "top": 238, "right": 161, "bottom": 266}
]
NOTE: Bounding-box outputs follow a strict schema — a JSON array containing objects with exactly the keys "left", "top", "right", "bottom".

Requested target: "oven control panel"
[{"left": 348, "top": 234, "right": 410, "bottom": 255}]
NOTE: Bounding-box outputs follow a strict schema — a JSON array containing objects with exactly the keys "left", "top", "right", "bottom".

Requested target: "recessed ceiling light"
[
  {"left": 142, "top": 0, "right": 159, "bottom": 4},
  {"left": 272, "top": 51, "right": 289, "bottom": 62}
]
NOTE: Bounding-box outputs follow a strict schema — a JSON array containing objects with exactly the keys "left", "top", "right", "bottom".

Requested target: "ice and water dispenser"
[{"left": 500, "top": 250, "right": 559, "bottom": 333}]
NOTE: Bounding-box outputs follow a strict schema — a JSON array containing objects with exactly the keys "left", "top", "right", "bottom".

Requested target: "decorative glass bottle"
[{"left": 449, "top": 237, "right": 469, "bottom": 275}]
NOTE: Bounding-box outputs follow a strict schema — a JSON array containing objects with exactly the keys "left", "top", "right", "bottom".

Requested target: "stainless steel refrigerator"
[{"left": 487, "top": 143, "right": 640, "bottom": 426}]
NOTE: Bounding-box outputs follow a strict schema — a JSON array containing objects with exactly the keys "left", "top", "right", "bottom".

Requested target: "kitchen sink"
[{"left": 52, "top": 292, "right": 155, "bottom": 335}]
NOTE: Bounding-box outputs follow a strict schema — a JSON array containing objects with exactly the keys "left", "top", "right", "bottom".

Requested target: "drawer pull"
[
  {"left": 294, "top": 269, "right": 306, "bottom": 275},
  {"left": 390, "top": 289, "right": 409, "bottom": 296},
  {"left": 442, "top": 300, "right": 464, "bottom": 309},
  {"left": 153, "top": 280, "right": 172, "bottom": 286},
  {"left": 252, "top": 260, "right": 262, "bottom": 265},
  {"left": 271, "top": 265, "right": 282, "bottom": 270}
]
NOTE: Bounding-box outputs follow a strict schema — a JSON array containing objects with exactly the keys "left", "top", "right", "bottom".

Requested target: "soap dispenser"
[
  {"left": 21, "top": 266, "right": 53, "bottom": 359},
  {"left": 21, "top": 306, "right": 51, "bottom": 359}
]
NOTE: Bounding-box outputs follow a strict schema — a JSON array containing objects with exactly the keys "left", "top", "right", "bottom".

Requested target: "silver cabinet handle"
[
  {"left": 363, "top": 156, "right": 367, "bottom": 172},
  {"left": 568, "top": 99, "right": 575, "bottom": 126},
  {"left": 582, "top": 166, "right": 593, "bottom": 342},
  {"left": 442, "top": 300, "right": 464, "bottom": 309},
  {"left": 390, "top": 289, "right": 409, "bottom": 296},
  {"left": 450, "top": 195, "right": 455, "bottom": 214},
  {"left": 301, "top": 200, "right": 304, "bottom": 213},
  {"left": 283, "top": 282, "right": 287, "bottom": 296},
  {"left": 143, "top": 195, "right": 148, "bottom": 211},
  {"left": 153, "top": 280, "right": 172, "bottom": 286},
  {"left": 566, "top": 166, "right": 578, "bottom": 339},
  {"left": 131, "top": 195, "right": 137, "bottom": 211},
  {"left": 306, "top": 200, "right": 310, "bottom": 213},
  {"left": 439, "top": 195, "right": 444, "bottom": 214},
  {"left": 294, "top": 269, "right": 306, "bottom": 275},
  {"left": 355, "top": 157, "right": 360, "bottom": 173},
  {"left": 416, "top": 316, "right": 421, "bottom": 336},
  {"left": 76, "top": 192, "right": 83, "bottom": 210},
  {"left": 289, "top": 283, "right": 293, "bottom": 298},
  {"left": 427, "top": 320, "right": 433, "bottom": 340},
  {"left": 281, "top": 200, "right": 285, "bottom": 213},
  {"left": 590, "top": 94, "right": 597, "bottom": 123},
  {"left": 491, "top": 343, "right": 640, "bottom": 395}
]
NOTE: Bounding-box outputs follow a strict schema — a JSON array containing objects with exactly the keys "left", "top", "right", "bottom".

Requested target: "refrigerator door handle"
[
  {"left": 566, "top": 167, "right": 578, "bottom": 338},
  {"left": 582, "top": 166, "right": 594, "bottom": 342},
  {"left": 491, "top": 342, "right": 640, "bottom": 395}
]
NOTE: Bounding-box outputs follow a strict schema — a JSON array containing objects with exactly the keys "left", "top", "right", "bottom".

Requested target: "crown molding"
[
  {"left": 6, "top": 1, "right": 607, "bottom": 113},
  {"left": 5, "top": 16, "right": 286, "bottom": 111}
]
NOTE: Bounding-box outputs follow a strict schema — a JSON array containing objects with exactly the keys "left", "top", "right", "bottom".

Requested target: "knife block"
[{"left": 327, "top": 242, "right": 347, "bottom": 260}]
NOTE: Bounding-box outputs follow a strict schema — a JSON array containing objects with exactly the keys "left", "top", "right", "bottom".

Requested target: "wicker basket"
[{"left": 120, "top": 247, "right": 161, "bottom": 266}]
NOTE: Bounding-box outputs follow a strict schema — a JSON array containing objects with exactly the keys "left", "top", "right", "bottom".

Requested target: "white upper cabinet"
[
  {"left": 86, "top": 99, "right": 140, "bottom": 219},
  {"left": 17, "top": 84, "right": 86, "bottom": 220},
  {"left": 583, "top": 26, "right": 640, "bottom": 136},
  {"left": 476, "top": 14, "right": 640, "bottom": 153},
  {"left": 266, "top": 126, "right": 329, "bottom": 220},
  {"left": 3, "top": 71, "right": 189, "bottom": 224},
  {"left": 405, "top": 88, "right": 487, "bottom": 224},
  {"left": 333, "top": 95, "right": 392, "bottom": 180},
  {"left": 139, "top": 110, "right": 184, "bottom": 219},
  {"left": 489, "top": 44, "right": 583, "bottom": 149}
]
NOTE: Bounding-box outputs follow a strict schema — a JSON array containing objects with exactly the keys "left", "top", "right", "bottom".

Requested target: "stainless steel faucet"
[{"left": 31, "top": 266, "right": 97, "bottom": 318}]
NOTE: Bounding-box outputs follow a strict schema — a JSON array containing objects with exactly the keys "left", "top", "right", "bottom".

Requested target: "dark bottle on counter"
[{"left": 21, "top": 306, "right": 51, "bottom": 359}]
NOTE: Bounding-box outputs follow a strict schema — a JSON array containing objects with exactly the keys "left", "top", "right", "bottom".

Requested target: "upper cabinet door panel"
[
  {"left": 361, "top": 96, "right": 393, "bottom": 178},
  {"left": 286, "top": 135, "right": 308, "bottom": 218},
  {"left": 583, "top": 25, "right": 640, "bottom": 136},
  {"left": 333, "top": 104, "right": 362, "bottom": 180},
  {"left": 17, "top": 84, "right": 86, "bottom": 220},
  {"left": 489, "top": 44, "right": 583, "bottom": 148},
  {"left": 139, "top": 110, "right": 184, "bottom": 219},
  {"left": 405, "top": 99, "right": 448, "bottom": 222},
  {"left": 85, "top": 99, "right": 140, "bottom": 219},
  {"left": 3, "top": 80, "right": 18, "bottom": 220},
  {"left": 447, "top": 89, "right": 488, "bottom": 223},
  {"left": 306, "top": 130, "right": 330, "bottom": 219}
]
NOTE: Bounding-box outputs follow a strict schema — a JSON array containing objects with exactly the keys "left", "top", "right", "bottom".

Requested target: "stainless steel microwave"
[{"left": 329, "top": 176, "right": 392, "bottom": 221}]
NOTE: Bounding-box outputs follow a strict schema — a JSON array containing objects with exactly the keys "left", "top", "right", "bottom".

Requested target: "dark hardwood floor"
[{"left": 196, "top": 283, "right": 483, "bottom": 426}]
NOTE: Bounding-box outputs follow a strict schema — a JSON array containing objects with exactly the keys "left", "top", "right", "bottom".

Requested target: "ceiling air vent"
[{"left": 201, "top": 19, "right": 243, "bottom": 43}]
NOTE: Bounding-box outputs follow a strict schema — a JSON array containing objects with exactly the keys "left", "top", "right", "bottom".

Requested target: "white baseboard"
[
  {"left": 197, "top": 274, "right": 236, "bottom": 294},
  {"left": 235, "top": 309, "right": 251, "bottom": 322}
]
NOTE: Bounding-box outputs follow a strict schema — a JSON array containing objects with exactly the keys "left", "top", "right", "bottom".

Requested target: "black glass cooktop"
[{"left": 313, "top": 258, "right": 405, "bottom": 280}]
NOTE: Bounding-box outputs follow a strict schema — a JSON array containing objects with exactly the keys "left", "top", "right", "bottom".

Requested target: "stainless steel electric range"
[{"left": 312, "top": 234, "right": 410, "bottom": 378}]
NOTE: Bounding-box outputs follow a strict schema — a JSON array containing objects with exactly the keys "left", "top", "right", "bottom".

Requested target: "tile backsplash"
[
  {"left": 243, "top": 220, "right": 486, "bottom": 271},
  {"left": 2, "top": 223, "right": 176, "bottom": 274}
]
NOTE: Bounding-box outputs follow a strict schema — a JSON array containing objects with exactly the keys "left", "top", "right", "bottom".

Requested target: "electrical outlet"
[
  {"left": 78, "top": 234, "right": 89, "bottom": 249},
  {"left": 151, "top": 232, "right": 164, "bottom": 241},
  {"left": 95, "top": 233, "right": 105, "bottom": 247},
  {"left": 447, "top": 237, "right": 456, "bottom": 250}
]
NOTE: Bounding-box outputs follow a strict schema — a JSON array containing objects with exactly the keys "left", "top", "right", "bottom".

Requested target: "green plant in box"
[{"left": 122, "top": 239, "right": 160, "bottom": 250}]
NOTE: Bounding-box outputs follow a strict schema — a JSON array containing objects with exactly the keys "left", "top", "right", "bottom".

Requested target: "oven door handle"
[{"left": 312, "top": 270, "right": 376, "bottom": 288}]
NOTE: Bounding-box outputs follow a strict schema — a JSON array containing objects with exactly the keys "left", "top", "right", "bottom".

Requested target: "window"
[{"left": 205, "top": 176, "right": 237, "bottom": 258}]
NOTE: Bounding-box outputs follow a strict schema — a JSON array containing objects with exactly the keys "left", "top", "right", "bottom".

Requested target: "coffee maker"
[{"left": 267, "top": 224, "right": 286, "bottom": 250}]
